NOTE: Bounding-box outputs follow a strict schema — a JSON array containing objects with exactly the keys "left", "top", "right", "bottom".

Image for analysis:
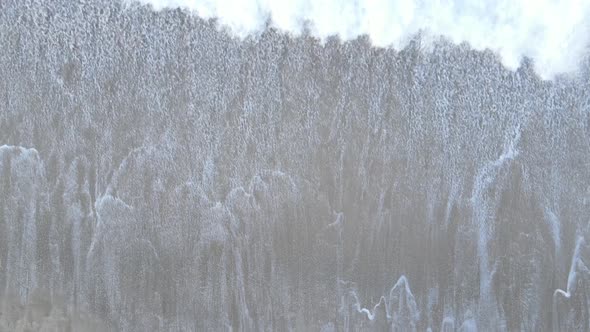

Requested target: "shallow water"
[{"left": 1, "top": 1, "right": 590, "bottom": 330}]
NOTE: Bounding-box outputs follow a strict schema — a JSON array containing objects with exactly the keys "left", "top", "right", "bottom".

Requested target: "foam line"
[{"left": 129, "top": 0, "right": 590, "bottom": 79}]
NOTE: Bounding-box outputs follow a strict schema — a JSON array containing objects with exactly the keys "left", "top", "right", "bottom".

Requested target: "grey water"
[{"left": 1, "top": 0, "right": 590, "bottom": 331}]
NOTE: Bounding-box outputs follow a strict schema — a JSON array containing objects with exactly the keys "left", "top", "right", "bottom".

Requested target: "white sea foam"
[{"left": 129, "top": 0, "right": 590, "bottom": 79}]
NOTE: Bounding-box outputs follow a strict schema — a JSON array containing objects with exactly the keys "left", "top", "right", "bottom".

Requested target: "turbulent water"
[{"left": 2, "top": 0, "right": 590, "bottom": 331}]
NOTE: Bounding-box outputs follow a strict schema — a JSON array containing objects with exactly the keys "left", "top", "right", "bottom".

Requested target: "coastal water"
[{"left": 1, "top": 1, "right": 590, "bottom": 330}]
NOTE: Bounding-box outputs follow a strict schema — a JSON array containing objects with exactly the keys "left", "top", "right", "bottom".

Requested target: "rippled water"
[{"left": 1, "top": 1, "right": 590, "bottom": 330}]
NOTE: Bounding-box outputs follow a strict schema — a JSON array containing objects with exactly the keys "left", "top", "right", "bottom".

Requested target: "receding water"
[{"left": 1, "top": 0, "right": 590, "bottom": 331}]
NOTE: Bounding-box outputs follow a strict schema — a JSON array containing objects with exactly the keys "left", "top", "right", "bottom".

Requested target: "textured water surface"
[{"left": 1, "top": 0, "right": 590, "bottom": 331}]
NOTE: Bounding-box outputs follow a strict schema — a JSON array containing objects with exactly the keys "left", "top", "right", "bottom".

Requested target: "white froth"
[{"left": 130, "top": 0, "right": 589, "bottom": 79}]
